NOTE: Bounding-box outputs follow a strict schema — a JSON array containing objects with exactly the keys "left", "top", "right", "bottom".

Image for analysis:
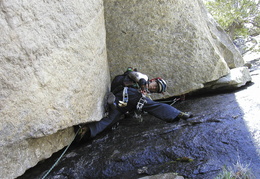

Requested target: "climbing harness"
[
  {"left": 41, "top": 126, "right": 82, "bottom": 179},
  {"left": 118, "top": 87, "right": 128, "bottom": 107}
]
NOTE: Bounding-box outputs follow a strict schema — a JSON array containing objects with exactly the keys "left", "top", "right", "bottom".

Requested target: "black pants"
[{"left": 89, "top": 88, "right": 181, "bottom": 137}]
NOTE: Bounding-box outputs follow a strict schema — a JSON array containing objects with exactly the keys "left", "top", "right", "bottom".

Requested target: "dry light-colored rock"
[
  {"left": 206, "top": 67, "right": 252, "bottom": 90},
  {"left": 104, "top": 0, "right": 244, "bottom": 98},
  {"left": 0, "top": 0, "right": 109, "bottom": 178},
  {"left": 0, "top": 128, "right": 75, "bottom": 179}
]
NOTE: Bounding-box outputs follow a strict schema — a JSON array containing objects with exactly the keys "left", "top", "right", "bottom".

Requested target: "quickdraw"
[
  {"left": 136, "top": 94, "right": 147, "bottom": 111},
  {"left": 134, "top": 94, "right": 147, "bottom": 122}
]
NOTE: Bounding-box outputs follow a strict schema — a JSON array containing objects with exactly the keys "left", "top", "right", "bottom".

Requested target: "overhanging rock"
[{"left": 104, "top": 0, "right": 244, "bottom": 98}]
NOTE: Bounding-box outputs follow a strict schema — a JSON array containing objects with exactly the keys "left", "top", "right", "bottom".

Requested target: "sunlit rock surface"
[
  {"left": 104, "top": 0, "right": 244, "bottom": 97},
  {"left": 0, "top": 0, "right": 109, "bottom": 178}
]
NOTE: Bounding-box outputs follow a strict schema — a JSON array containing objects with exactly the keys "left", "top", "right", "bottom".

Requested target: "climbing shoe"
[
  {"left": 178, "top": 112, "right": 193, "bottom": 120},
  {"left": 75, "top": 125, "right": 91, "bottom": 142}
]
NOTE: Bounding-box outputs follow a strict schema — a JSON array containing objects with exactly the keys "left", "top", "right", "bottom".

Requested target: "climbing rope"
[{"left": 41, "top": 126, "right": 82, "bottom": 179}]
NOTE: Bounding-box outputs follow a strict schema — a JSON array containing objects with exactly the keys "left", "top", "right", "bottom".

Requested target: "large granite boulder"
[
  {"left": 104, "top": 0, "right": 245, "bottom": 97},
  {"left": 0, "top": 0, "right": 109, "bottom": 178}
]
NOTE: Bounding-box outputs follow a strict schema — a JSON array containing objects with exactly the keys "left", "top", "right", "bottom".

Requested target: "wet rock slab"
[{"left": 19, "top": 68, "right": 260, "bottom": 179}]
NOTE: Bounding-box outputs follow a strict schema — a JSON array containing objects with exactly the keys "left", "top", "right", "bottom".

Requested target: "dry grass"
[{"left": 215, "top": 161, "right": 255, "bottom": 179}]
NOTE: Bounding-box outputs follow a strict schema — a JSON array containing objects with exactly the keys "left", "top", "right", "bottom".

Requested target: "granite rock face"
[
  {"left": 205, "top": 67, "right": 252, "bottom": 90},
  {"left": 104, "top": 0, "right": 244, "bottom": 97},
  {"left": 203, "top": 5, "right": 244, "bottom": 69},
  {"left": 1, "top": 128, "right": 75, "bottom": 179},
  {"left": 0, "top": 0, "right": 109, "bottom": 178},
  {"left": 0, "top": 0, "right": 250, "bottom": 178}
]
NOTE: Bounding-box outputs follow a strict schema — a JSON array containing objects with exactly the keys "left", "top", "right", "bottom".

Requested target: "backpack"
[{"left": 111, "top": 68, "right": 139, "bottom": 94}]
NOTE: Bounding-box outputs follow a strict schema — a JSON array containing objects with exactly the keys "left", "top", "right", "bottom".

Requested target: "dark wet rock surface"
[{"left": 19, "top": 61, "right": 260, "bottom": 179}]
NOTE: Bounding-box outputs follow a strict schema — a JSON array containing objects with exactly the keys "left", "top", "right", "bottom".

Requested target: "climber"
[{"left": 76, "top": 67, "right": 193, "bottom": 142}]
